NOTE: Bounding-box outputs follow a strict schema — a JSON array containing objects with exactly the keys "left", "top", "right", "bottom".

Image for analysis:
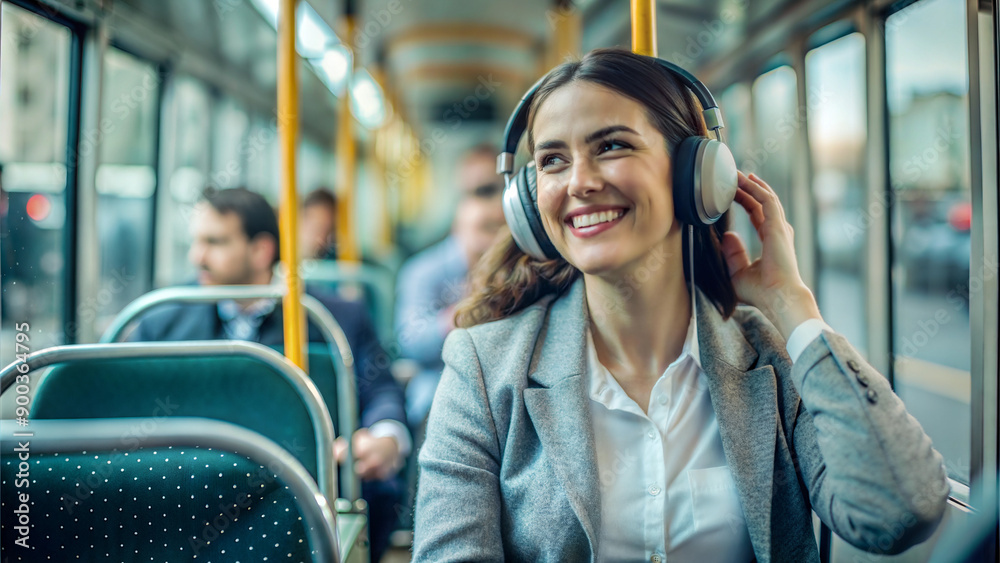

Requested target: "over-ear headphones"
[{"left": 496, "top": 56, "right": 738, "bottom": 261}]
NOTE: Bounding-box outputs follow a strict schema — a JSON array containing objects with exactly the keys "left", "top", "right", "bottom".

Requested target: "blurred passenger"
[
  {"left": 300, "top": 188, "right": 338, "bottom": 260},
  {"left": 413, "top": 49, "right": 948, "bottom": 561},
  {"left": 394, "top": 144, "right": 505, "bottom": 429},
  {"left": 129, "top": 187, "right": 407, "bottom": 562}
]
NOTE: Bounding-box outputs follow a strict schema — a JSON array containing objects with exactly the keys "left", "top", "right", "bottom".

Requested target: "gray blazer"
[{"left": 414, "top": 279, "right": 949, "bottom": 562}]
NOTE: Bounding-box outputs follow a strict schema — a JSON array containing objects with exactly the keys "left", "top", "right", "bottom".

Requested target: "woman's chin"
[{"left": 565, "top": 248, "right": 634, "bottom": 278}]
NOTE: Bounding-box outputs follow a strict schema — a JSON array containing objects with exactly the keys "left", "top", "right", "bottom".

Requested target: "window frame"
[
  {"left": 4, "top": 0, "right": 88, "bottom": 344},
  {"left": 705, "top": 0, "right": 997, "bottom": 518}
]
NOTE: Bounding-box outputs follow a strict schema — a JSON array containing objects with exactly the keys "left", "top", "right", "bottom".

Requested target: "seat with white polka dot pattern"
[{"left": 0, "top": 418, "right": 339, "bottom": 562}]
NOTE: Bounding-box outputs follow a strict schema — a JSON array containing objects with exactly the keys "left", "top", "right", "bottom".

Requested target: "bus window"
[
  {"left": 886, "top": 0, "right": 972, "bottom": 485},
  {"left": 158, "top": 75, "right": 212, "bottom": 287},
  {"left": 245, "top": 113, "right": 280, "bottom": 200},
  {"left": 211, "top": 95, "right": 250, "bottom": 189},
  {"left": 720, "top": 82, "right": 760, "bottom": 262},
  {"left": 806, "top": 31, "right": 868, "bottom": 355},
  {"left": 95, "top": 48, "right": 160, "bottom": 335},
  {"left": 0, "top": 2, "right": 72, "bottom": 361},
  {"left": 749, "top": 65, "right": 797, "bottom": 219}
]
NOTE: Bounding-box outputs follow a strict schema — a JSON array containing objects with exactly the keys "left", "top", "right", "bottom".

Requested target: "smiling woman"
[{"left": 414, "top": 48, "right": 950, "bottom": 563}]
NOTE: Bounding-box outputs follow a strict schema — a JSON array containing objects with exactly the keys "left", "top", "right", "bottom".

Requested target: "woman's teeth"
[{"left": 572, "top": 209, "right": 624, "bottom": 229}]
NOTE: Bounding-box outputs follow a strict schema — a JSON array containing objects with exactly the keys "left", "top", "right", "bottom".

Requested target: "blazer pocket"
[{"left": 687, "top": 466, "right": 747, "bottom": 535}]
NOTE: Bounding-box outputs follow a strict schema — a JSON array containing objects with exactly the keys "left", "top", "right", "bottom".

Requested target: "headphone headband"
[
  {"left": 497, "top": 57, "right": 725, "bottom": 175},
  {"left": 497, "top": 53, "right": 739, "bottom": 261}
]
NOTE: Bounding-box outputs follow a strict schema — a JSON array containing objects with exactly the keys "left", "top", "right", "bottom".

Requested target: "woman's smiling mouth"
[{"left": 565, "top": 207, "right": 629, "bottom": 238}]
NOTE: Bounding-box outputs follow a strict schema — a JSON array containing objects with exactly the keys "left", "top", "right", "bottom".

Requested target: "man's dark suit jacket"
[{"left": 128, "top": 285, "right": 406, "bottom": 430}]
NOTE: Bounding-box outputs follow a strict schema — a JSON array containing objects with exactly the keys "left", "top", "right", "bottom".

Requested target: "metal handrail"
[
  {"left": 98, "top": 284, "right": 361, "bottom": 500},
  {"left": 0, "top": 418, "right": 340, "bottom": 563},
  {"left": 0, "top": 340, "right": 339, "bottom": 505}
]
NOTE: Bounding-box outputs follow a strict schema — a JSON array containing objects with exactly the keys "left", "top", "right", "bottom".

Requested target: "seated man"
[
  {"left": 300, "top": 187, "right": 338, "bottom": 260},
  {"left": 395, "top": 145, "right": 505, "bottom": 429},
  {"left": 130, "top": 187, "right": 408, "bottom": 562}
]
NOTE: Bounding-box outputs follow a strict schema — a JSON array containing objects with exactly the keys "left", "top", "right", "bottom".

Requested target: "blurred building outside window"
[
  {"left": 0, "top": 2, "right": 72, "bottom": 364},
  {"left": 886, "top": 0, "right": 973, "bottom": 485},
  {"left": 94, "top": 48, "right": 160, "bottom": 336},
  {"left": 806, "top": 31, "right": 868, "bottom": 355}
]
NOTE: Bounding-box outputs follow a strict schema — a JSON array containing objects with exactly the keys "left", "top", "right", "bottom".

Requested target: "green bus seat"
[
  {"left": 29, "top": 343, "right": 327, "bottom": 483},
  {"left": 0, "top": 418, "right": 339, "bottom": 562}
]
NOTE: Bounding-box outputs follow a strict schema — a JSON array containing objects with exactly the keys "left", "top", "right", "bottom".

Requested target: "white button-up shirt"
[{"left": 588, "top": 311, "right": 827, "bottom": 562}]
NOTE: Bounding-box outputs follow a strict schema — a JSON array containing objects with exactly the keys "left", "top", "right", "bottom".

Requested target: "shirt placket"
[{"left": 644, "top": 377, "right": 670, "bottom": 562}]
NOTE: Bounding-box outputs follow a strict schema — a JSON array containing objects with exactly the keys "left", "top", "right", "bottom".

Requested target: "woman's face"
[{"left": 532, "top": 81, "right": 678, "bottom": 277}]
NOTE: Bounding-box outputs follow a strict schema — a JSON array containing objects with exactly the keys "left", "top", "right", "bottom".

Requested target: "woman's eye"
[
  {"left": 598, "top": 139, "right": 630, "bottom": 153},
  {"left": 538, "top": 154, "right": 563, "bottom": 169}
]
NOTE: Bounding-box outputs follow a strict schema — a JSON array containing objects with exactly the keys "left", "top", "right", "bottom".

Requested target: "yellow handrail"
[
  {"left": 336, "top": 15, "right": 360, "bottom": 262},
  {"left": 278, "top": 0, "right": 307, "bottom": 370},
  {"left": 549, "top": 0, "right": 581, "bottom": 68},
  {"left": 630, "top": 0, "right": 657, "bottom": 57}
]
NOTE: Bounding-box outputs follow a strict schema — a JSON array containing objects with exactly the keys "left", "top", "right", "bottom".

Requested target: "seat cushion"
[{"left": 0, "top": 446, "right": 316, "bottom": 562}]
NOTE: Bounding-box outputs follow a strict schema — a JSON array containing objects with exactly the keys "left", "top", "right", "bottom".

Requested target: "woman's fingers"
[
  {"left": 748, "top": 173, "right": 787, "bottom": 222},
  {"left": 740, "top": 172, "right": 788, "bottom": 223},
  {"left": 737, "top": 172, "right": 789, "bottom": 234},
  {"left": 721, "top": 231, "right": 751, "bottom": 278},
  {"left": 733, "top": 188, "right": 765, "bottom": 230}
]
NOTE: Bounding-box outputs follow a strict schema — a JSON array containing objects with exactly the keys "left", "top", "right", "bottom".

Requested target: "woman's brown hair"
[{"left": 455, "top": 48, "right": 738, "bottom": 328}]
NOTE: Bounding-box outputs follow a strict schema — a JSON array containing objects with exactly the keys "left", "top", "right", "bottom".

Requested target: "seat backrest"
[
  {"left": 31, "top": 352, "right": 320, "bottom": 480},
  {"left": 301, "top": 260, "right": 396, "bottom": 342},
  {"left": 0, "top": 418, "right": 338, "bottom": 562},
  {"left": 270, "top": 342, "right": 361, "bottom": 500},
  {"left": 273, "top": 343, "right": 341, "bottom": 424}
]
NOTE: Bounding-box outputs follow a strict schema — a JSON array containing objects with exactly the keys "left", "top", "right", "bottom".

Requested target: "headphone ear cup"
[
  {"left": 696, "top": 139, "right": 738, "bottom": 222},
  {"left": 672, "top": 137, "right": 738, "bottom": 225},
  {"left": 520, "top": 164, "right": 559, "bottom": 259},
  {"left": 672, "top": 136, "right": 704, "bottom": 225},
  {"left": 502, "top": 164, "right": 559, "bottom": 260}
]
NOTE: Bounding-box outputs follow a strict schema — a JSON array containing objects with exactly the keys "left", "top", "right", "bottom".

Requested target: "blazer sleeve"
[
  {"left": 413, "top": 328, "right": 504, "bottom": 563},
  {"left": 788, "top": 329, "right": 950, "bottom": 555}
]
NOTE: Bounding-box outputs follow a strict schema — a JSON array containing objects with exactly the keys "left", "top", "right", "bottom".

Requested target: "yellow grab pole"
[
  {"left": 630, "top": 0, "right": 657, "bottom": 57},
  {"left": 278, "top": 0, "right": 307, "bottom": 370},
  {"left": 371, "top": 66, "right": 393, "bottom": 251},
  {"left": 336, "top": 15, "right": 360, "bottom": 262},
  {"left": 549, "top": 0, "right": 581, "bottom": 68}
]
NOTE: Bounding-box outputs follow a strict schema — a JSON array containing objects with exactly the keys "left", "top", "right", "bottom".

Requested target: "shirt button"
[
  {"left": 856, "top": 372, "right": 869, "bottom": 387},
  {"left": 657, "top": 394, "right": 668, "bottom": 405},
  {"left": 651, "top": 555, "right": 663, "bottom": 563},
  {"left": 847, "top": 359, "right": 860, "bottom": 372},
  {"left": 647, "top": 485, "right": 661, "bottom": 496},
  {"left": 866, "top": 388, "right": 878, "bottom": 404},
  {"left": 647, "top": 430, "right": 656, "bottom": 440}
]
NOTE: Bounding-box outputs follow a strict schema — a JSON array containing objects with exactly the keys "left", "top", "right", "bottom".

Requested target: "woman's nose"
[{"left": 567, "top": 158, "right": 603, "bottom": 198}]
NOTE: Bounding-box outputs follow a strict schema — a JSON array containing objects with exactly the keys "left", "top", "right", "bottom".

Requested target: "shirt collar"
[
  {"left": 586, "top": 308, "right": 701, "bottom": 402},
  {"left": 217, "top": 298, "right": 278, "bottom": 323}
]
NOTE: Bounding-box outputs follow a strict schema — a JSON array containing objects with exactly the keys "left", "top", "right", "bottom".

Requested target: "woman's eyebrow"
[
  {"left": 585, "top": 125, "right": 638, "bottom": 143},
  {"left": 534, "top": 139, "right": 567, "bottom": 152},
  {"left": 534, "top": 125, "right": 639, "bottom": 153}
]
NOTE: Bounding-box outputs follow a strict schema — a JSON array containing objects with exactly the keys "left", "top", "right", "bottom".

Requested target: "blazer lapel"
[
  {"left": 186, "top": 303, "right": 225, "bottom": 340},
  {"left": 696, "top": 289, "right": 778, "bottom": 560},
  {"left": 523, "top": 280, "right": 601, "bottom": 560}
]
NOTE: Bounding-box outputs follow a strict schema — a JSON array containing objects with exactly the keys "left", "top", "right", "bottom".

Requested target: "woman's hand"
[{"left": 720, "top": 171, "right": 824, "bottom": 340}]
